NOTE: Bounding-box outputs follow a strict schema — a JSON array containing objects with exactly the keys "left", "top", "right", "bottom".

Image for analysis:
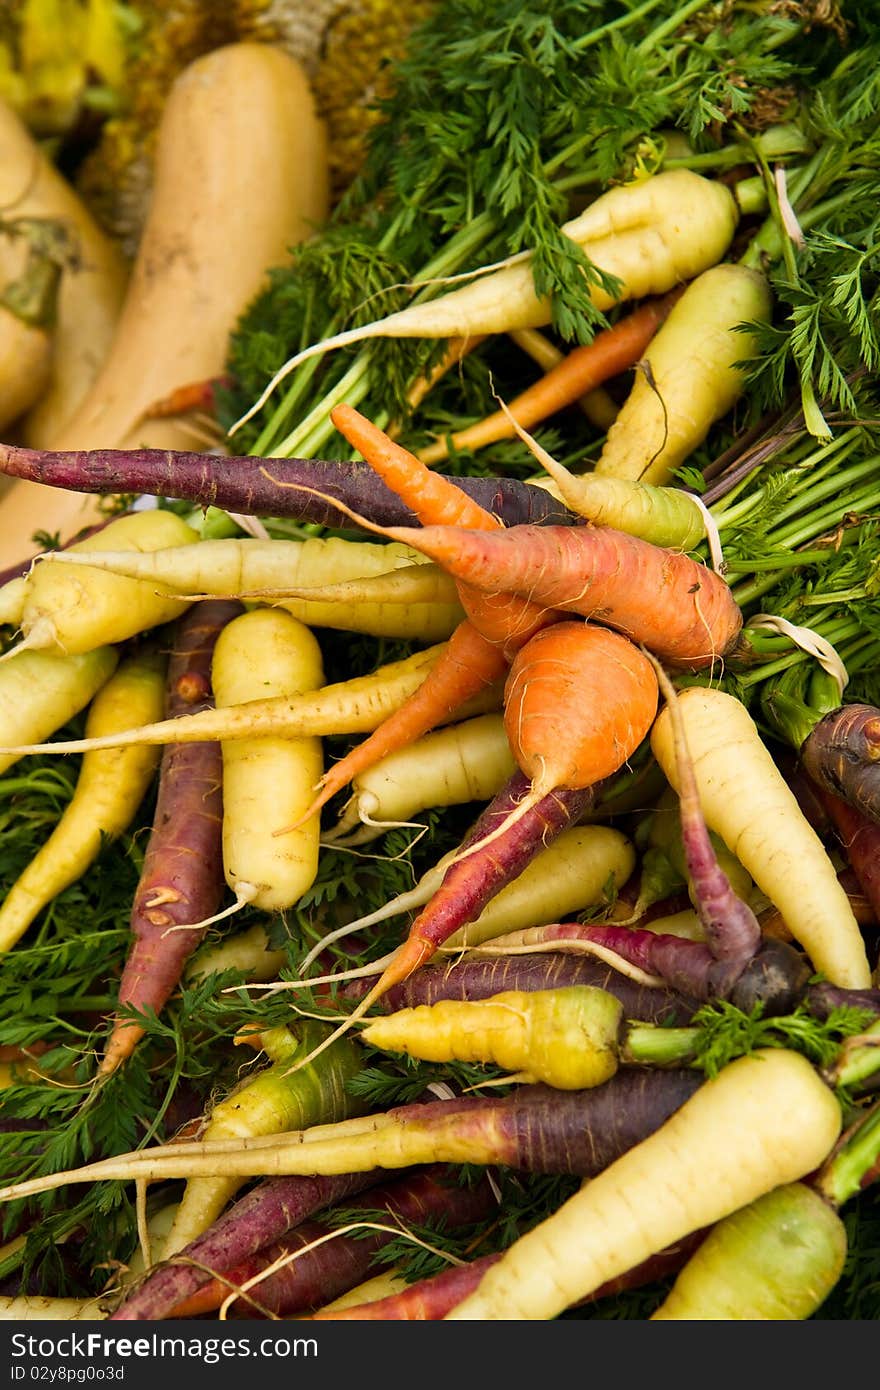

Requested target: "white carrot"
[
  {"left": 232, "top": 170, "right": 739, "bottom": 433},
  {"left": 446, "top": 1049, "right": 842, "bottom": 1320},
  {"left": 649, "top": 686, "right": 872, "bottom": 989}
]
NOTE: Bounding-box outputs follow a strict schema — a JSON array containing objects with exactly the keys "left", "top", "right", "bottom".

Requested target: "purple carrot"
[
  {"left": 297, "top": 772, "right": 599, "bottom": 1073},
  {"left": 343, "top": 951, "right": 700, "bottom": 1025},
  {"left": 649, "top": 657, "right": 761, "bottom": 967},
  {"left": 162, "top": 1165, "right": 498, "bottom": 1319},
  {"left": 803, "top": 982, "right": 880, "bottom": 1021},
  {"left": 99, "top": 599, "right": 244, "bottom": 1076},
  {"left": 510, "top": 922, "right": 812, "bottom": 1017},
  {"left": 817, "top": 785, "right": 880, "bottom": 927},
  {"left": 801, "top": 703, "right": 880, "bottom": 825},
  {"left": 310, "top": 1231, "right": 707, "bottom": 1320},
  {"left": 111, "top": 1169, "right": 384, "bottom": 1321},
  {"left": 0, "top": 442, "right": 576, "bottom": 531}
]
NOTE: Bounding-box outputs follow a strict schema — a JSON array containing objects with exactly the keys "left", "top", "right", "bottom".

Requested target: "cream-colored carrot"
[
  {"left": 446, "top": 1049, "right": 842, "bottom": 1320},
  {"left": 650, "top": 686, "right": 871, "bottom": 989}
]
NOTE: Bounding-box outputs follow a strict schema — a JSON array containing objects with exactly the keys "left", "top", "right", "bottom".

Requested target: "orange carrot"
[
  {"left": 141, "top": 375, "right": 233, "bottom": 420},
  {"left": 274, "top": 404, "right": 559, "bottom": 836},
  {"left": 416, "top": 290, "right": 684, "bottom": 466},
  {"left": 274, "top": 618, "right": 508, "bottom": 836},
  {"left": 454, "top": 620, "right": 660, "bottom": 860},
  {"left": 352, "top": 516, "right": 743, "bottom": 670},
  {"left": 331, "top": 403, "right": 556, "bottom": 655}
]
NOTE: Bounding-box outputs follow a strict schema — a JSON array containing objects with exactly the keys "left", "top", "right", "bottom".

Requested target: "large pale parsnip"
[
  {"left": 446, "top": 1049, "right": 842, "bottom": 1320},
  {"left": 0, "top": 41, "right": 329, "bottom": 568},
  {"left": 595, "top": 262, "right": 772, "bottom": 486},
  {"left": 0, "top": 95, "right": 128, "bottom": 453},
  {"left": 650, "top": 685, "right": 871, "bottom": 988}
]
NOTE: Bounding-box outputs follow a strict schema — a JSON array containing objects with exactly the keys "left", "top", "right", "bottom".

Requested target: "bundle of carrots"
[{"left": 3, "top": 0, "right": 880, "bottom": 1326}]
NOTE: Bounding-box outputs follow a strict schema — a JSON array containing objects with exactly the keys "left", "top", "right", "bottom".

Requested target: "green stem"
[
  {"left": 816, "top": 1099, "right": 880, "bottom": 1209},
  {"left": 829, "top": 1021, "right": 880, "bottom": 1095},
  {"left": 622, "top": 1025, "right": 700, "bottom": 1067}
]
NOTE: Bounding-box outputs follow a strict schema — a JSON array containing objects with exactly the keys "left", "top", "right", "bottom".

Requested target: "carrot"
[
  {"left": 445, "top": 1049, "right": 842, "bottom": 1321},
  {"left": 111, "top": 1170, "right": 384, "bottom": 1321},
  {"left": 44, "top": 534, "right": 464, "bottom": 642},
  {"left": 799, "top": 702, "right": 880, "bottom": 826},
  {"left": 416, "top": 289, "right": 683, "bottom": 465},
  {"left": 649, "top": 1180, "right": 848, "bottom": 1320},
  {"left": 0, "top": 642, "right": 473, "bottom": 757},
  {"left": 271, "top": 620, "right": 509, "bottom": 839},
  {"left": 0, "top": 646, "right": 166, "bottom": 955},
  {"left": 310, "top": 1232, "right": 708, "bottom": 1321},
  {"left": 0, "top": 440, "right": 576, "bottom": 530},
  {"left": 500, "top": 923, "right": 811, "bottom": 1018},
  {"left": 240, "top": 561, "right": 459, "bottom": 612},
  {"left": 232, "top": 169, "right": 739, "bottom": 432},
  {"left": 343, "top": 951, "right": 700, "bottom": 1027},
  {"left": 360, "top": 986, "right": 626, "bottom": 1089},
  {"left": 513, "top": 420, "right": 709, "bottom": 552},
  {"left": 310, "top": 824, "right": 635, "bottom": 962},
  {"left": 262, "top": 403, "right": 559, "bottom": 842},
  {"left": 818, "top": 787, "right": 880, "bottom": 927},
  {"left": 284, "top": 771, "right": 600, "bottom": 1071},
  {"left": 0, "top": 1068, "right": 706, "bottom": 1197},
  {"left": 210, "top": 607, "right": 325, "bottom": 914},
  {"left": 0, "top": 644, "right": 118, "bottom": 776},
  {"left": 322, "top": 711, "right": 517, "bottom": 844},
  {"left": 388, "top": 519, "right": 741, "bottom": 668},
  {"left": 330, "top": 402, "right": 557, "bottom": 656},
  {"left": 163, "top": 1166, "right": 497, "bottom": 1320},
  {"left": 9, "top": 508, "right": 200, "bottom": 657},
  {"left": 594, "top": 263, "right": 773, "bottom": 487},
  {"left": 451, "top": 621, "right": 658, "bottom": 862},
  {"left": 159, "top": 1022, "right": 366, "bottom": 1260},
  {"left": 99, "top": 599, "right": 244, "bottom": 1077},
  {"left": 141, "top": 374, "right": 233, "bottom": 421},
  {"left": 650, "top": 685, "right": 872, "bottom": 989},
  {"left": 508, "top": 327, "right": 619, "bottom": 430},
  {"left": 646, "top": 654, "right": 761, "bottom": 968}
]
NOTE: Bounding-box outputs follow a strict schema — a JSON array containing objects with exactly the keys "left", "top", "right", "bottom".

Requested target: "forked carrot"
[
  {"left": 416, "top": 289, "right": 684, "bottom": 466},
  {"left": 273, "top": 402, "right": 558, "bottom": 837}
]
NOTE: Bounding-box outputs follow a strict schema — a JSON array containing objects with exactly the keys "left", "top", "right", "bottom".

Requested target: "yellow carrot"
[
  {"left": 233, "top": 170, "right": 740, "bottom": 432},
  {"left": 211, "top": 608, "right": 324, "bottom": 913},
  {"left": 12, "top": 508, "right": 200, "bottom": 656},
  {"left": 595, "top": 262, "right": 772, "bottom": 486},
  {"left": 0, "top": 644, "right": 118, "bottom": 776},
  {"left": 361, "top": 986, "right": 624, "bottom": 1089},
  {"left": 0, "top": 647, "right": 166, "bottom": 952}
]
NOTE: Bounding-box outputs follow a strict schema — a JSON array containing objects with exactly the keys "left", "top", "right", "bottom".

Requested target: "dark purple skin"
[
  {"left": 103, "top": 599, "right": 244, "bottom": 1069},
  {"left": 655, "top": 672, "right": 761, "bottom": 967},
  {"left": 406, "top": 771, "right": 597, "bottom": 961},
  {"left": 529, "top": 923, "right": 812, "bottom": 1017},
  {"left": 801, "top": 703, "right": 880, "bottom": 825},
  {"left": 373, "top": 1069, "right": 704, "bottom": 1177},
  {"left": 803, "top": 981, "right": 880, "bottom": 1021},
  {"left": 110, "top": 1169, "right": 384, "bottom": 1321},
  {"left": 186, "top": 1165, "right": 498, "bottom": 1320},
  {"left": 0, "top": 442, "right": 577, "bottom": 531},
  {"left": 344, "top": 952, "right": 700, "bottom": 1025}
]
